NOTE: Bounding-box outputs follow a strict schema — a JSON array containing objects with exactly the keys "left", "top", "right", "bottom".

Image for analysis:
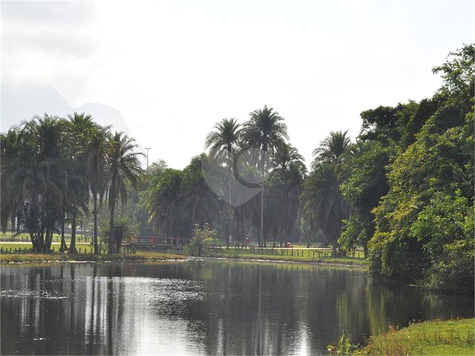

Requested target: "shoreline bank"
[{"left": 0, "top": 251, "right": 366, "bottom": 269}]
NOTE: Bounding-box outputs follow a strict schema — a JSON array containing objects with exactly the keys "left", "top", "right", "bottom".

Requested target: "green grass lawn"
[
  {"left": 1, "top": 232, "right": 84, "bottom": 241},
  {"left": 356, "top": 318, "right": 475, "bottom": 356},
  {"left": 0, "top": 242, "right": 95, "bottom": 254}
]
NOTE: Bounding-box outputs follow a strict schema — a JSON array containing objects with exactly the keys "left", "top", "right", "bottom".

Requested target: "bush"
[{"left": 185, "top": 224, "right": 219, "bottom": 257}]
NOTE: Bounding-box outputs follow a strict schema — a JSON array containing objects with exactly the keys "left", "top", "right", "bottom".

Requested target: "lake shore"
[
  {"left": 0, "top": 250, "right": 366, "bottom": 269},
  {"left": 0, "top": 251, "right": 186, "bottom": 265}
]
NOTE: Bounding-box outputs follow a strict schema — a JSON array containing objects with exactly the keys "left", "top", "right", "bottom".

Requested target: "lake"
[{"left": 1, "top": 261, "right": 473, "bottom": 355}]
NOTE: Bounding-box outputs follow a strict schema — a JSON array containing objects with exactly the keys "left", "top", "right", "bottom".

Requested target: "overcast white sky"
[{"left": 1, "top": 0, "right": 474, "bottom": 169}]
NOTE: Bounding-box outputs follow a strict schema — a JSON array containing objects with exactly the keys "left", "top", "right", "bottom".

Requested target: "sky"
[{"left": 1, "top": 0, "right": 474, "bottom": 169}]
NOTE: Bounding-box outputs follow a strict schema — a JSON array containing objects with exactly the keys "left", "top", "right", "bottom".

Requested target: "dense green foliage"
[{"left": 367, "top": 45, "right": 474, "bottom": 294}]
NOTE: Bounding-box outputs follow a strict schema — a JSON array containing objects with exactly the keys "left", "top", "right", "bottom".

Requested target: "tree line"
[
  {"left": 1, "top": 44, "right": 473, "bottom": 294},
  {"left": 1, "top": 114, "right": 142, "bottom": 254}
]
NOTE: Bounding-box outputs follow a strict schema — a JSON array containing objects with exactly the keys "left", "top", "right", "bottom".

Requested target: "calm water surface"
[{"left": 1, "top": 261, "right": 473, "bottom": 355}]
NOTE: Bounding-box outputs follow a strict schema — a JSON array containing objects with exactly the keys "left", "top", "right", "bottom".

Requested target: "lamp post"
[{"left": 145, "top": 147, "right": 151, "bottom": 172}]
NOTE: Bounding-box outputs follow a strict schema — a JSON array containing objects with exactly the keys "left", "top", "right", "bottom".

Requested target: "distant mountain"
[
  {"left": 1, "top": 81, "right": 134, "bottom": 139},
  {"left": 1, "top": 81, "right": 71, "bottom": 131},
  {"left": 74, "top": 102, "right": 133, "bottom": 137}
]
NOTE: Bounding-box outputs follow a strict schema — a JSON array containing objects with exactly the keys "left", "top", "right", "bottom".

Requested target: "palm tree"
[
  {"left": 147, "top": 168, "right": 191, "bottom": 238},
  {"left": 312, "top": 130, "right": 350, "bottom": 169},
  {"left": 1, "top": 128, "right": 21, "bottom": 234},
  {"left": 64, "top": 113, "right": 96, "bottom": 253},
  {"left": 2, "top": 115, "right": 68, "bottom": 252},
  {"left": 242, "top": 105, "right": 289, "bottom": 246},
  {"left": 269, "top": 143, "right": 306, "bottom": 247},
  {"left": 182, "top": 154, "right": 222, "bottom": 226},
  {"left": 273, "top": 142, "right": 305, "bottom": 171},
  {"left": 85, "top": 126, "right": 110, "bottom": 254},
  {"left": 105, "top": 132, "right": 143, "bottom": 253},
  {"left": 205, "top": 118, "right": 241, "bottom": 243},
  {"left": 304, "top": 131, "right": 352, "bottom": 256},
  {"left": 301, "top": 162, "right": 349, "bottom": 256}
]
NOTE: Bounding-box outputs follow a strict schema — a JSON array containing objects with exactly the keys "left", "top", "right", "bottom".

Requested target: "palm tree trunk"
[
  {"left": 69, "top": 210, "right": 77, "bottom": 254},
  {"left": 227, "top": 156, "right": 232, "bottom": 247},
  {"left": 16, "top": 211, "right": 21, "bottom": 234},
  {"left": 10, "top": 214, "right": 15, "bottom": 235},
  {"left": 60, "top": 217, "right": 68, "bottom": 252},
  {"left": 93, "top": 195, "right": 99, "bottom": 254},
  {"left": 108, "top": 195, "right": 116, "bottom": 254},
  {"left": 260, "top": 190, "right": 264, "bottom": 247}
]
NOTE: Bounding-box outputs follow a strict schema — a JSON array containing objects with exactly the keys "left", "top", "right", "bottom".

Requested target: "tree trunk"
[
  {"left": 16, "top": 211, "right": 21, "bottom": 234},
  {"left": 60, "top": 218, "right": 68, "bottom": 252},
  {"left": 227, "top": 155, "right": 232, "bottom": 247},
  {"left": 10, "top": 214, "right": 15, "bottom": 236},
  {"left": 93, "top": 196, "right": 99, "bottom": 254},
  {"left": 108, "top": 194, "right": 116, "bottom": 254},
  {"left": 331, "top": 240, "right": 338, "bottom": 257},
  {"left": 260, "top": 189, "right": 264, "bottom": 247},
  {"left": 69, "top": 210, "right": 78, "bottom": 254}
]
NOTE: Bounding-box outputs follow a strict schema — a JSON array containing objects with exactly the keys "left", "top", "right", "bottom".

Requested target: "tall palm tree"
[
  {"left": 304, "top": 131, "right": 352, "bottom": 256},
  {"left": 106, "top": 132, "right": 143, "bottom": 253},
  {"left": 242, "top": 105, "right": 289, "bottom": 246},
  {"left": 1, "top": 128, "right": 21, "bottom": 234},
  {"left": 64, "top": 113, "right": 96, "bottom": 253},
  {"left": 205, "top": 118, "right": 242, "bottom": 243},
  {"left": 85, "top": 126, "right": 110, "bottom": 254},
  {"left": 301, "top": 162, "right": 349, "bottom": 256},
  {"left": 2, "top": 115, "right": 68, "bottom": 252},
  {"left": 269, "top": 143, "right": 306, "bottom": 247},
  {"left": 312, "top": 130, "right": 350, "bottom": 169}
]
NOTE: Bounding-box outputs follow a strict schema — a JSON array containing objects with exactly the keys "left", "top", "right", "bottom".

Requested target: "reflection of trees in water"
[
  {"left": 364, "top": 280, "right": 474, "bottom": 337},
  {"left": 1, "top": 263, "right": 474, "bottom": 355},
  {"left": 184, "top": 263, "right": 301, "bottom": 355}
]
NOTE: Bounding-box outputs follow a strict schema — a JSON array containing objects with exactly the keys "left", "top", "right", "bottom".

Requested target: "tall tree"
[
  {"left": 1, "top": 128, "right": 21, "bottom": 234},
  {"left": 2, "top": 115, "right": 68, "bottom": 252},
  {"left": 182, "top": 154, "right": 222, "bottom": 226},
  {"left": 270, "top": 143, "right": 306, "bottom": 247},
  {"left": 105, "top": 132, "right": 143, "bottom": 253},
  {"left": 242, "top": 105, "right": 289, "bottom": 246},
  {"left": 340, "top": 140, "right": 391, "bottom": 256},
  {"left": 64, "top": 112, "right": 96, "bottom": 253},
  {"left": 205, "top": 118, "right": 241, "bottom": 242},
  {"left": 303, "top": 131, "right": 351, "bottom": 256},
  {"left": 302, "top": 162, "right": 349, "bottom": 256},
  {"left": 147, "top": 168, "right": 192, "bottom": 238},
  {"left": 85, "top": 126, "right": 110, "bottom": 254},
  {"left": 311, "top": 130, "right": 350, "bottom": 169}
]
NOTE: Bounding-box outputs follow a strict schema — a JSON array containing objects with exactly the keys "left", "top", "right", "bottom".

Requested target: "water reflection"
[{"left": 1, "top": 261, "right": 473, "bottom": 355}]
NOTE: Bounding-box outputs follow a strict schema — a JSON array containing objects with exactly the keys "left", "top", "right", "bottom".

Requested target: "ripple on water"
[
  {"left": 120, "top": 278, "right": 204, "bottom": 317},
  {"left": 0, "top": 289, "right": 69, "bottom": 300}
]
